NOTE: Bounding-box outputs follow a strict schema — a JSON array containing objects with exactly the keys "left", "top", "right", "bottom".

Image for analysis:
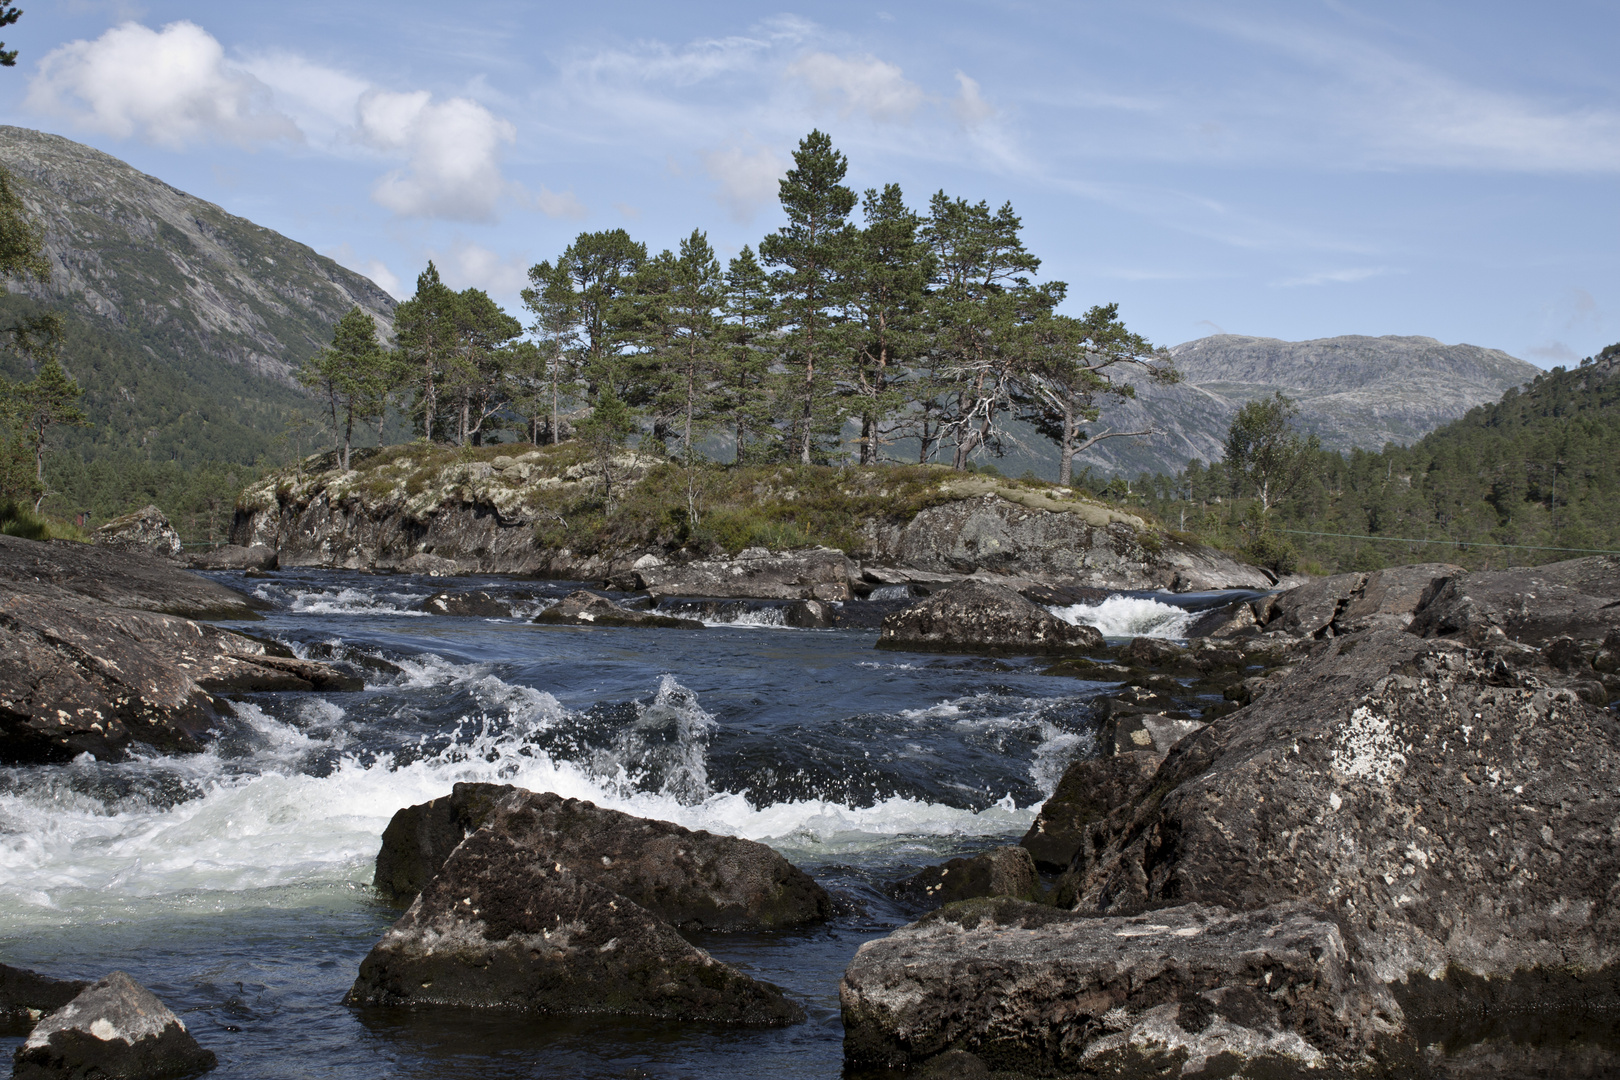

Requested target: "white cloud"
[
  {"left": 787, "top": 52, "right": 925, "bottom": 123},
  {"left": 1526, "top": 341, "right": 1577, "bottom": 364},
  {"left": 952, "top": 72, "right": 995, "bottom": 128},
  {"left": 363, "top": 260, "right": 403, "bottom": 298},
  {"left": 26, "top": 20, "right": 298, "bottom": 148},
  {"left": 433, "top": 239, "right": 531, "bottom": 296},
  {"left": 360, "top": 91, "right": 517, "bottom": 222},
  {"left": 703, "top": 144, "right": 787, "bottom": 222},
  {"left": 525, "top": 185, "right": 588, "bottom": 220}
]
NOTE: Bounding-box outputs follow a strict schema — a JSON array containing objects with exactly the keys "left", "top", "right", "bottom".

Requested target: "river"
[{"left": 0, "top": 570, "right": 1219, "bottom": 1078}]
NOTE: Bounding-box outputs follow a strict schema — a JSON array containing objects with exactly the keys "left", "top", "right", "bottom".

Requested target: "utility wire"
[{"left": 1275, "top": 528, "right": 1620, "bottom": 556}]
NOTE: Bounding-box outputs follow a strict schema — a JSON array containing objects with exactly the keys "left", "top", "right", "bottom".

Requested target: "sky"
[{"left": 3, "top": 1, "right": 1616, "bottom": 366}]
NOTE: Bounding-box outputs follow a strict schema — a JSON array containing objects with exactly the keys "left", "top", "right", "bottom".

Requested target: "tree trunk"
[
  {"left": 1058, "top": 400, "right": 1076, "bottom": 486},
  {"left": 343, "top": 404, "right": 354, "bottom": 472}
]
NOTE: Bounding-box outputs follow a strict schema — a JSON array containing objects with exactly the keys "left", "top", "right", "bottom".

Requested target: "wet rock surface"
[
  {"left": 840, "top": 899, "right": 1407, "bottom": 1076},
  {"left": 374, "top": 785, "right": 832, "bottom": 931},
  {"left": 13, "top": 970, "right": 216, "bottom": 1079},
  {"left": 0, "top": 964, "right": 88, "bottom": 1038},
  {"left": 533, "top": 590, "right": 704, "bottom": 629},
  {"left": 93, "top": 504, "right": 183, "bottom": 561},
  {"left": 349, "top": 831, "right": 802, "bottom": 1025},
  {"left": 877, "top": 580, "right": 1104, "bottom": 655},
  {"left": 891, "top": 846, "right": 1041, "bottom": 908},
  {"left": 414, "top": 589, "right": 514, "bottom": 617},
  {"left": 1019, "top": 751, "right": 1163, "bottom": 872}
]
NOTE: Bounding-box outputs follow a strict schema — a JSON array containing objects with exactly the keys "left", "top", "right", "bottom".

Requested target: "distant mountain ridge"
[
  {"left": 1061, "top": 333, "right": 1541, "bottom": 478},
  {"left": 0, "top": 126, "right": 395, "bottom": 463}
]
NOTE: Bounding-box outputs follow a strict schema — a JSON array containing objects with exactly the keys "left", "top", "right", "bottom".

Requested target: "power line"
[{"left": 1274, "top": 528, "right": 1620, "bottom": 556}]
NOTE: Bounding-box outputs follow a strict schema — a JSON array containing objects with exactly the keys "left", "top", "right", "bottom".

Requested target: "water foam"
[
  {"left": 0, "top": 664, "right": 1042, "bottom": 932},
  {"left": 254, "top": 583, "right": 432, "bottom": 617},
  {"left": 1049, "top": 595, "right": 1197, "bottom": 639}
]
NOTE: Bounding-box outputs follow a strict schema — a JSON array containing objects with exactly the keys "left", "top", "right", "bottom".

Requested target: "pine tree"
[
  {"left": 5, "top": 358, "right": 88, "bottom": 507},
  {"left": 719, "top": 246, "right": 780, "bottom": 464},
  {"left": 519, "top": 259, "right": 581, "bottom": 444},
  {"left": 846, "top": 184, "right": 931, "bottom": 464},
  {"left": 558, "top": 229, "right": 646, "bottom": 402},
  {"left": 760, "top": 131, "right": 857, "bottom": 465},
  {"left": 298, "top": 307, "right": 392, "bottom": 471},
  {"left": 392, "top": 263, "right": 459, "bottom": 442}
]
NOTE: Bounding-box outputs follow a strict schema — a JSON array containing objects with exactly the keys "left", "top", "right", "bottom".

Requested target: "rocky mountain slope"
[
  {"left": 0, "top": 126, "right": 395, "bottom": 463},
  {"left": 1067, "top": 333, "right": 1540, "bottom": 478}
]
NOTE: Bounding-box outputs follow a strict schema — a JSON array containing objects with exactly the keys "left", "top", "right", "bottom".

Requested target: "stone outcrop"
[
  {"left": 13, "top": 971, "right": 216, "bottom": 1080},
  {"left": 878, "top": 580, "right": 1104, "bottom": 655},
  {"left": 0, "top": 533, "right": 262, "bottom": 620},
  {"left": 349, "top": 825, "right": 803, "bottom": 1025},
  {"left": 0, "top": 536, "right": 352, "bottom": 763},
  {"left": 892, "top": 846, "right": 1041, "bottom": 908},
  {"left": 1019, "top": 751, "right": 1163, "bottom": 872},
  {"left": 533, "top": 590, "right": 704, "bottom": 630},
  {"left": 841, "top": 899, "right": 1407, "bottom": 1076},
  {"left": 373, "top": 784, "right": 832, "bottom": 931},
  {"left": 93, "top": 505, "right": 182, "bottom": 560},
  {"left": 1407, "top": 555, "right": 1620, "bottom": 645},
  {"left": 186, "top": 544, "right": 277, "bottom": 571},
  {"left": 0, "top": 964, "right": 88, "bottom": 1037},
  {"left": 631, "top": 547, "right": 858, "bottom": 601}
]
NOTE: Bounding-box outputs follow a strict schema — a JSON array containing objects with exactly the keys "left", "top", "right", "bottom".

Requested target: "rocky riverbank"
[
  {"left": 228, "top": 445, "right": 1271, "bottom": 593},
  {"left": 0, "top": 534, "right": 355, "bottom": 763},
  {"left": 841, "top": 555, "right": 1620, "bottom": 1077}
]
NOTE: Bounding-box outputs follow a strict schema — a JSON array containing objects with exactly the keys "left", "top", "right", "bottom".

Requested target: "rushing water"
[{"left": 0, "top": 571, "right": 1220, "bottom": 1078}]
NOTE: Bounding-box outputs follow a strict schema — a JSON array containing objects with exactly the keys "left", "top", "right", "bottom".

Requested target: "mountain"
[
  {"left": 0, "top": 126, "right": 395, "bottom": 464},
  {"left": 1064, "top": 334, "right": 1541, "bottom": 479}
]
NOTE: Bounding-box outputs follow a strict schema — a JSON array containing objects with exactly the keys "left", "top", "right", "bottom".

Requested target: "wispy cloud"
[
  {"left": 703, "top": 143, "right": 787, "bottom": 222},
  {"left": 787, "top": 52, "right": 925, "bottom": 122},
  {"left": 1273, "top": 266, "right": 1400, "bottom": 288}
]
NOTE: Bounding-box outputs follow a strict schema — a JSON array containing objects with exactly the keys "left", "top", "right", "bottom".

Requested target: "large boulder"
[
  {"left": 877, "top": 580, "right": 1104, "bottom": 655},
  {"left": 13, "top": 971, "right": 216, "bottom": 1080},
  {"left": 415, "top": 590, "right": 513, "bottom": 617},
  {"left": 1407, "top": 556, "right": 1620, "bottom": 645},
  {"left": 633, "top": 547, "right": 858, "bottom": 602},
  {"left": 533, "top": 590, "right": 704, "bottom": 630},
  {"left": 0, "top": 581, "right": 354, "bottom": 763},
  {"left": 1261, "top": 563, "right": 1464, "bottom": 639},
  {"left": 348, "top": 820, "right": 803, "bottom": 1025},
  {"left": 892, "top": 846, "right": 1041, "bottom": 908},
  {"left": 372, "top": 785, "right": 832, "bottom": 931},
  {"left": 1069, "top": 627, "right": 1620, "bottom": 1049},
  {"left": 840, "top": 899, "right": 1408, "bottom": 1076},
  {"left": 0, "top": 964, "right": 88, "bottom": 1037},
  {"left": 93, "top": 505, "right": 182, "bottom": 560},
  {"left": 1019, "top": 751, "right": 1163, "bottom": 872}
]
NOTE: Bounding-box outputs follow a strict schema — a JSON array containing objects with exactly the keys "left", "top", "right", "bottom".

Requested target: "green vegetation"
[{"left": 1111, "top": 345, "right": 1620, "bottom": 574}]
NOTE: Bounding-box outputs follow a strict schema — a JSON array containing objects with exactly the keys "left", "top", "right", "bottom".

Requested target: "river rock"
[
  {"left": 1070, "top": 626, "right": 1620, "bottom": 1049},
  {"left": 1, "top": 581, "right": 353, "bottom": 763},
  {"left": 397, "top": 552, "right": 460, "bottom": 576},
  {"left": 533, "top": 590, "right": 704, "bottom": 630},
  {"left": 93, "top": 505, "right": 182, "bottom": 560},
  {"left": 0, "top": 533, "right": 261, "bottom": 620},
  {"left": 634, "top": 547, "right": 858, "bottom": 602},
  {"left": 348, "top": 824, "right": 804, "bottom": 1025},
  {"left": 12, "top": 971, "right": 216, "bottom": 1080},
  {"left": 840, "top": 898, "right": 1408, "bottom": 1076},
  {"left": 892, "top": 846, "right": 1040, "bottom": 908},
  {"left": 1020, "top": 751, "right": 1163, "bottom": 872},
  {"left": 373, "top": 785, "right": 832, "bottom": 930},
  {"left": 416, "top": 590, "right": 512, "bottom": 617},
  {"left": 0, "top": 964, "right": 88, "bottom": 1037},
  {"left": 1407, "top": 556, "right": 1620, "bottom": 645},
  {"left": 877, "top": 580, "right": 1104, "bottom": 655},
  {"left": 187, "top": 544, "right": 278, "bottom": 571},
  {"left": 1261, "top": 563, "right": 1465, "bottom": 640}
]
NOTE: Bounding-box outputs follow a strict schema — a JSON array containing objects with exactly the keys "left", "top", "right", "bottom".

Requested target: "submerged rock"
[
  {"left": 349, "top": 825, "right": 804, "bottom": 1025},
  {"left": 13, "top": 971, "right": 216, "bottom": 1079},
  {"left": 93, "top": 505, "right": 182, "bottom": 561},
  {"left": 533, "top": 590, "right": 704, "bottom": 630},
  {"left": 0, "top": 964, "right": 88, "bottom": 1037},
  {"left": 877, "top": 580, "right": 1103, "bottom": 655},
  {"left": 415, "top": 590, "right": 513, "bottom": 617},
  {"left": 891, "top": 846, "right": 1041, "bottom": 908},
  {"left": 373, "top": 785, "right": 832, "bottom": 931},
  {"left": 840, "top": 899, "right": 1407, "bottom": 1076}
]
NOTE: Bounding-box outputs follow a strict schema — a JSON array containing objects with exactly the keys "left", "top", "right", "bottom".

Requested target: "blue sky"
[{"left": 5, "top": 1, "right": 1617, "bottom": 366}]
